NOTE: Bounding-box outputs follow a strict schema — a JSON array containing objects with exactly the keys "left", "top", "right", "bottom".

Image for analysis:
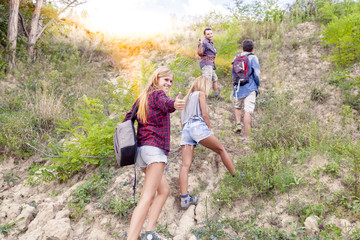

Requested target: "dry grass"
[{"left": 25, "top": 82, "right": 64, "bottom": 120}]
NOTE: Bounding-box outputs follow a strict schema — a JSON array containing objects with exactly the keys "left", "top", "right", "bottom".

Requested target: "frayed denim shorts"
[
  {"left": 136, "top": 145, "right": 167, "bottom": 168},
  {"left": 180, "top": 119, "right": 212, "bottom": 146}
]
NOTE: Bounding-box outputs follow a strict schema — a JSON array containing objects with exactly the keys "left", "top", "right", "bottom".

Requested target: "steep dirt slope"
[{"left": 0, "top": 22, "right": 359, "bottom": 240}]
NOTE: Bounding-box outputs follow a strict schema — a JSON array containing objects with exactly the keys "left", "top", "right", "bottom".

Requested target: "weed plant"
[
  {"left": 0, "top": 217, "right": 24, "bottom": 237},
  {"left": 253, "top": 90, "right": 316, "bottom": 150},
  {"left": 156, "top": 224, "right": 173, "bottom": 239},
  {"left": 68, "top": 170, "right": 113, "bottom": 221},
  {"left": 192, "top": 198, "right": 236, "bottom": 239},
  {"left": 214, "top": 146, "right": 306, "bottom": 207},
  {"left": 100, "top": 196, "right": 136, "bottom": 220}
]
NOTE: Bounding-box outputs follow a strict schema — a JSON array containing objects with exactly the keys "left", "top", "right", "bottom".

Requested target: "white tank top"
[{"left": 181, "top": 91, "right": 204, "bottom": 126}]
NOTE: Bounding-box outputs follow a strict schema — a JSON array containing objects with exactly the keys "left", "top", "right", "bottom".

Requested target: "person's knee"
[
  {"left": 181, "top": 162, "right": 191, "bottom": 172},
  {"left": 213, "top": 145, "right": 225, "bottom": 155},
  {"left": 163, "top": 184, "right": 170, "bottom": 197},
  {"left": 244, "top": 110, "right": 253, "bottom": 120},
  {"left": 158, "top": 183, "right": 170, "bottom": 197},
  {"left": 138, "top": 194, "right": 155, "bottom": 208}
]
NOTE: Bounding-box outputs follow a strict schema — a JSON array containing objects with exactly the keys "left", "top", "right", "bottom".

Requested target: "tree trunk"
[
  {"left": 28, "top": 0, "right": 43, "bottom": 59},
  {"left": 6, "top": 0, "right": 20, "bottom": 72}
]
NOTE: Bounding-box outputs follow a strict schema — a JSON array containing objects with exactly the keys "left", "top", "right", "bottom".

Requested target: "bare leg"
[
  {"left": 199, "top": 135, "right": 235, "bottom": 175},
  {"left": 127, "top": 162, "right": 165, "bottom": 240},
  {"left": 243, "top": 111, "right": 252, "bottom": 138},
  {"left": 235, "top": 108, "right": 242, "bottom": 124},
  {"left": 213, "top": 81, "right": 218, "bottom": 93},
  {"left": 146, "top": 174, "right": 170, "bottom": 231},
  {"left": 179, "top": 145, "right": 195, "bottom": 196}
]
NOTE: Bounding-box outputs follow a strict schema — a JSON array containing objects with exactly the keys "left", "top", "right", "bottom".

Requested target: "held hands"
[
  {"left": 198, "top": 38, "right": 202, "bottom": 44},
  {"left": 174, "top": 92, "right": 185, "bottom": 110}
]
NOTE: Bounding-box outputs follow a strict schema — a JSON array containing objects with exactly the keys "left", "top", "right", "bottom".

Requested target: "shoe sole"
[{"left": 181, "top": 200, "right": 198, "bottom": 210}]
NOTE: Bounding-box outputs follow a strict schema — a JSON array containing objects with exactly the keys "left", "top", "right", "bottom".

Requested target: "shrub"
[
  {"left": 49, "top": 96, "right": 118, "bottom": 181},
  {"left": 253, "top": 90, "right": 316, "bottom": 150},
  {"left": 321, "top": 12, "right": 360, "bottom": 67},
  {"left": 214, "top": 147, "right": 307, "bottom": 206}
]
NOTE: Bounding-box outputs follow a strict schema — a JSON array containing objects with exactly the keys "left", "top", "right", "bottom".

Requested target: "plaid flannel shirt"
[
  {"left": 198, "top": 38, "right": 217, "bottom": 70},
  {"left": 124, "top": 90, "right": 176, "bottom": 156}
]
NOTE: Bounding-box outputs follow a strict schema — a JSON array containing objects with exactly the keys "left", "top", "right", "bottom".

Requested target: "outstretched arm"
[{"left": 156, "top": 91, "right": 185, "bottom": 113}]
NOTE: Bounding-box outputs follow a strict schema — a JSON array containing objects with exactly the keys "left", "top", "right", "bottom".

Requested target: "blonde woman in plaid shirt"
[{"left": 124, "top": 67, "right": 185, "bottom": 240}]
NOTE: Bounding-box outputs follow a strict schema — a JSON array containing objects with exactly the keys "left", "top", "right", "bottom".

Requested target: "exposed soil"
[{"left": 1, "top": 22, "right": 359, "bottom": 240}]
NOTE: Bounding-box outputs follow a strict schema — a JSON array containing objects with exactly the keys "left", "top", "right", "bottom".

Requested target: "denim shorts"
[
  {"left": 180, "top": 119, "right": 212, "bottom": 146},
  {"left": 136, "top": 145, "right": 167, "bottom": 168}
]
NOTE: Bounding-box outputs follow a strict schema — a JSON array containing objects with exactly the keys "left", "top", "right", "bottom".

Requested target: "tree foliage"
[{"left": 321, "top": 2, "right": 360, "bottom": 66}]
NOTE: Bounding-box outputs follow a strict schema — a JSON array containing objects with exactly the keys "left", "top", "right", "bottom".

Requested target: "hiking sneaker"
[
  {"left": 215, "top": 95, "right": 223, "bottom": 101},
  {"left": 181, "top": 194, "right": 198, "bottom": 210},
  {"left": 143, "top": 231, "right": 167, "bottom": 240},
  {"left": 234, "top": 123, "right": 243, "bottom": 133}
]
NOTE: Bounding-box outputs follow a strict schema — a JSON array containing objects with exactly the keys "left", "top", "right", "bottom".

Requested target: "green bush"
[
  {"left": 318, "top": 0, "right": 360, "bottom": 24},
  {"left": 49, "top": 96, "right": 117, "bottom": 181},
  {"left": 253, "top": 90, "right": 316, "bottom": 150},
  {"left": 214, "top": 147, "right": 307, "bottom": 206},
  {"left": 321, "top": 12, "right": 360, "bottom": 67}
]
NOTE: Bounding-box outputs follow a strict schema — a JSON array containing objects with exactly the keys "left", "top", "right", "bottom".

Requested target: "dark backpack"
[
  {"left": 114, "top": 104, "right": 138, "bottom": 167},
  {"left": 232, "top": 53, "right": 253, "bottom": 86}
]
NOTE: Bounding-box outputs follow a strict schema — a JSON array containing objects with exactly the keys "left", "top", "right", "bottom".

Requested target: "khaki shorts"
[
  {"left": 234, "top": 91, "right": 256, "bottom": 114},
  {"left": 201, "top": 65, "right": 218, "bottom": 82}
]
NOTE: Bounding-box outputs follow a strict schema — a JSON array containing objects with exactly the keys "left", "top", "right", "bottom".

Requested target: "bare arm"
[{"left": 198, "top": 92, "right": 211, "bottom": 131}]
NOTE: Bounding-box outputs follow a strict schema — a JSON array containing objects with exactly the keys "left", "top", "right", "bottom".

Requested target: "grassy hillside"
[{"left": 0, "top": 0, "right": 360, "bottom": 239}]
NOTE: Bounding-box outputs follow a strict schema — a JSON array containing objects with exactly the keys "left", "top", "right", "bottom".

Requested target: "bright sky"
[
  {"left": 75, "top": 0, "right": 234, "bottom": 35},
  {"left": 74, "top": 0, "right": 295, "bottom": 36}
]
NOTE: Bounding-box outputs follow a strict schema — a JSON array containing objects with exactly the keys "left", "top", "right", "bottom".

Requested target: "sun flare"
[{"left": 77, "top": 2, "right": 174, "bottom": 36}]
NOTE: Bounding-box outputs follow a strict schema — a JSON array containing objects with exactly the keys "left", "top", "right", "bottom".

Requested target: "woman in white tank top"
[{"left": 179, "top": 76, "right": 236, "bottom": 210}]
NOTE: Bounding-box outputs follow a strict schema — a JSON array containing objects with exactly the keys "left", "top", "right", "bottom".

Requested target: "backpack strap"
[
  {"left": 130, "top": 103, "right": 138, "bottom": 122},
  {"left": 133, "top": 161, "right": 137, "bottom": 204},
  {"left": 130, "top": 102, "right": 139, "bottom": 204},
  {"left": 246, "top": 53, "right": 254, "bottom": 76}
]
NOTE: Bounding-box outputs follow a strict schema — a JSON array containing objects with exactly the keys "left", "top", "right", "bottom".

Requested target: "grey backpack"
[{"left": 114, "top": 104, "right": 138, "bottom": 167}]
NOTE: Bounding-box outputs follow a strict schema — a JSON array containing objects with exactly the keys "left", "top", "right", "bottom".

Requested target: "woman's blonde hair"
[
  {"left": 137, "top": 67, "right": 174, "bottom": 123},
  {"left": 184, "top": 76, "right": 210, "bottom": 106}
]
